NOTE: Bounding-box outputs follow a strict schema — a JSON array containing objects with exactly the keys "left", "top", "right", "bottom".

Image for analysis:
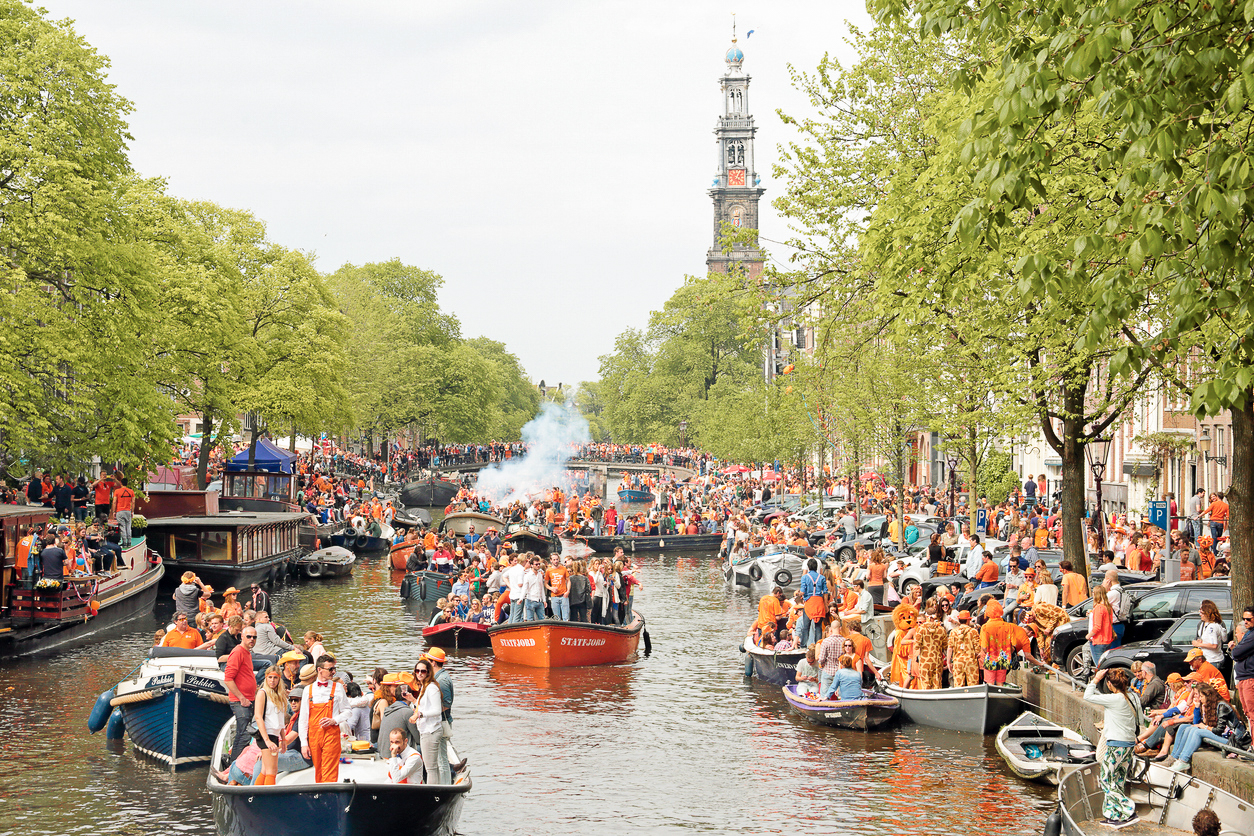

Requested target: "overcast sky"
[{"left": 43, "top": 0, "right": 872, "bottom": 388}]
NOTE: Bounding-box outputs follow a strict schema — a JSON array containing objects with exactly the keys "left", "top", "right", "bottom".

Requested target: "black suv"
[
  {"left": 1097, "top": 610, "right": 1235, "bottom": 685},
  {"left": 1049, "top": 580, "right": 1232, "bottom": 679}
]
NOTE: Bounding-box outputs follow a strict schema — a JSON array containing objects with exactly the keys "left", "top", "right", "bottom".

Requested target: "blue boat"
[
  {"left": 330, "top": 522, "right": 394, "bottom": 553},
  {"left": 400, "top": 569, "right": 454, "bottom": 602},
  {"left": 616, "top": 488, "right": 655, "bottom": 503},
  {"left": 108, "top": 648, "right": 234, "bottom": 769}
]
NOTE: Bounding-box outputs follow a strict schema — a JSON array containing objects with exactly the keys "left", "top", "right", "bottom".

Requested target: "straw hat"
[
  {"left": 299, "top": 664, "right": 317, "bottom": 685},
  {"left": 223, "top": 587, "right": 240, "bottom": 596},
  {"left": 278, "top": 650, "right": 305, "bottom": 665}
]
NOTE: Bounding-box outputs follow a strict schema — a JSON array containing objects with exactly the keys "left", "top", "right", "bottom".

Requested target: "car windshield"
[{"left": 1163, "top": 615, "right": 1202, "bottom": 644}]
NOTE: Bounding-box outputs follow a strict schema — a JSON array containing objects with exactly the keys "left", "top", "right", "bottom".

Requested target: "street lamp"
[
  {"left": 678, "top": 420, "right": 688, "bottom": 447},
  {"left": 1198, "top": 427, "right": 1226, "bottom": 467},
  {"left": 1087, "top": 433, "right": 1113, "bottom": 567},
  {"left": 946, "top": 446, "right": 960, "bottom": 520}
]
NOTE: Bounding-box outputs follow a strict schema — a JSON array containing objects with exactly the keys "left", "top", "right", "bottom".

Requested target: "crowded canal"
[{"left": 1, "top": 547, "right": 1056, "bottom": 836}]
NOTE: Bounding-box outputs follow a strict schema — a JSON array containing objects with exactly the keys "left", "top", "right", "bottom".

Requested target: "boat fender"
[
  {"left": 87, "top": 688, "right": 116, "bottom": 733},
  {"left": 773, "top": 569, "right": 793, "bottom": 587},
  {"left": 304, "top": 562, "right": 323, "bottom": 579},
  {"left": 1042, "top": 805, "right": 1062, "bottom": 836},
  {"left": 105, "top": 707, "right": 126, "bottom": 740},
  {"left": 399, "top": 575, "right": 412, "bottom": 599},
  {"left": 643, "top": 629, "right": 651, "bottom": 656},
  {"left": 354, "top": 534, "right": 370, "bottom": 550},
  {"left": 744, "top": 653, "right": 755, "bottom": 677},
  {"left": 748, "top": 563, "right": 764, "bottom": 582}
]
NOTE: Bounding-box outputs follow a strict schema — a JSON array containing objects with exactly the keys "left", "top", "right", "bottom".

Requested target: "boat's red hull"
[
  {"left": 421, "top": 620, "right": 490, "bottom": 649},
  {"left": 390, "top": 543, "right": 416, "bottom": 571},
  {"left": 487, "top": 614, "right": 644, "bottom": 667}
]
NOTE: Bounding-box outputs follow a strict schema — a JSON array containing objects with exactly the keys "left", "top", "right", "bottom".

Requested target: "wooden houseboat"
[{"left": 145, "top": 511, "right": 308, "bottom": 589}]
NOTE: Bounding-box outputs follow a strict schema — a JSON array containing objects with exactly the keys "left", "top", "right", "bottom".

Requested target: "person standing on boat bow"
[
  {"left": 224, "top": 627, "right": 259, "bottom": 760},
  {"left": 796, "top": 559, "right": 829, "bottom": 649},
  {"left": 300, "top": 655, "right": 352, "bottom": 783}
]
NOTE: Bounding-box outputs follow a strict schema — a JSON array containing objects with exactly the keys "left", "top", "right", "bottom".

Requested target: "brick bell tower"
[{"left": 706, "top": 24, "right": 765, "bottom": 279}]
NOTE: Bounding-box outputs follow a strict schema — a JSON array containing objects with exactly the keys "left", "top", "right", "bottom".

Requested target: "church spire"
[{"left": 706, "top": 25, "right": 764, "bottom": 280}]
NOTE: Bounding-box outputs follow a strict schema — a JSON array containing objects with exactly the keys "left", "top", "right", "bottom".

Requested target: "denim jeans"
[
  {"left": 1191, "top": 519, "right": 1203, "bottom": 541},
  {"left": 795, "top": 612, "right": 813, "bottom": 648},
  {"left": 508, "top": 598, "right": 525, "bottom": 623},
  {"left": 1112, "top": 623, "right": 1125, "bottom": 648},
  {"left": 550, "top": 595, "right": 570, "bottom": 621},
  {"left": 1171, "top": 724, "right": 1227, "bottom": 763},
  {"left": 277, "top": 749, "right": 312, "bottom": 773},
  {"left": 229, "top": 702, "right": 253, "bottom": 761},
  {"left": 420, "top": 726, "right": 449, "bottom": 784},
  {"left": 819, "top": 671, "right": 834, "bottom": 700},
  {"left": 228, "top": 759, "right": 259, "bottom": 784},
  {"left": 524, "top": 600, "right": 545, "bottom": 621},
  {"left": 117, "top": 510, "right": 133, "bottom": 548},
  {"left": 1210, "top": 522, "right": 1225, "bottom": 542},
  {"left": 1089, "top": 642, "right": 1111, "bottom": 667}
]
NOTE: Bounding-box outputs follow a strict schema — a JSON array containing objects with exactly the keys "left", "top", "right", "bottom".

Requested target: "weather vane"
[{"left": 731, "top": 12, "right": 737, "bottom": 42}]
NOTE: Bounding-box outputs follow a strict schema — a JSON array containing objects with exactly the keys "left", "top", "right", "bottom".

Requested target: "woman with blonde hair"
[
  {"left": 252, "top": 665, "right": 288, "bottom": 785},
  {"left": 1087, "top": 586, "right": 1115, "bottom": 667},
  {"left": 304, "top": 631, "right": 326, "bottom": 661}
]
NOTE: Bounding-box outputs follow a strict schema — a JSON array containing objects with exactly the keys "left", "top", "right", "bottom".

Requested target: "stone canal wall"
[{"left": 1010, "top": 669, "right": 1254, "bottom": 803}]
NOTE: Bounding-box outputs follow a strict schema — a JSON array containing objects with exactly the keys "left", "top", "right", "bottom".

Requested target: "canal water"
[{"left": 0, "top": 549, "right": 1055, "bottom": 835}]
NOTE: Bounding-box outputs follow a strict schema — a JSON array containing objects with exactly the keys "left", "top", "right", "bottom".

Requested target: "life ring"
[
  {"left": 304, "top": 562, "right": 323, "bottom": 578},
  {"left": 355, "top": 534, "right": 370, "bottom": 550},
  {"left": 748, "top": 563, "right": 764, "bottom": 582},
  {"left": 773, "top": 569, "right": 794, "bottom": 587}
]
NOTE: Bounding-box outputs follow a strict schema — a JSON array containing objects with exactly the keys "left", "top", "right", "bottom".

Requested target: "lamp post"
[
  {"left": 678, "top": 420, "right": 688, "bottom": 447},
  {"left": 946, "top": 447, "right": 960, "bottom": 520},
  {"left": 1087, "top": 434, "right": 1113, "bottom": 570}
]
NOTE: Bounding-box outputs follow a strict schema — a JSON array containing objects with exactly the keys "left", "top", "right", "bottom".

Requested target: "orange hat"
[
  {"left": 1184, "top": 672, "right": 1205, "bottom": 682},
  {"left": 1185, "top": 648, "right": 1204, "bottom": 662},
  {"left": 1166, "top": 673, "right": 1183, "bottom": 684},
  {"left": 398, "top": 672, "right": 416, "bottom": 687},
  {"left": 223, "top": 587, "right": 240, "bottom": 596},
  {"left": 381, "top": 672, "right": 403, "bottom": 685},
  {"left": 958, "top": 610, "right": 971, "bottom": 621},
  {"left": 423, "top": 647, "right": 447, "bottom": 663}
]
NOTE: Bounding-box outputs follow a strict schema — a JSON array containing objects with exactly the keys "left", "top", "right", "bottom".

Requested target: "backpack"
[{"left": 1114, "top": 587, "right": 1134, "bottom": 622}]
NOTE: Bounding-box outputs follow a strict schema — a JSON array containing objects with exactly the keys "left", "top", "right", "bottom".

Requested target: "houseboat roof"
[
  {"left": 146, "top": 512, "right": 310, "bottom": 528},
  {"left": 0, "top": 504, "right": 52, "bottom": 521}
]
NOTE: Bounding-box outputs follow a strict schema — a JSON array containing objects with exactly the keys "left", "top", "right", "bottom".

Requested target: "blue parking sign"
[
  {"left": 1148, "top": 500, "right": 1169, "bottom": 531},
  {"left": 975, "top": 507, "right": 988, "bottom": 535}
]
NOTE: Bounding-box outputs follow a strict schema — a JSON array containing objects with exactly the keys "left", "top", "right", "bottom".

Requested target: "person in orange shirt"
[
  {"left": 1185, "top": 650, "right": 1231, "bottom": 701},
  {"left": 755, "top": 587, "right": 787, "bottom": 633},
  {"left": 161, "top": 612, "right": 204, "bottom": 649},
  {"left": 111, "top": 475, "right": 136, "bottom": 547},
  {"left": 979, "top": 600, "right": 1033, "bottom": 685},
  {"left": 219, "top": 587, "right": 244, "bottom": 621},
  {"left": 198, "top": 585, "right": 218, "bottom": 616},
  {"left": 1205, "top": 492, "right": 1228, "bottom": 542},
  {"left": 1060, "top": 560, "right": 1089, "bottom": 608},
  {"left": 91, "top": 474, "right": 115, "bottom": 522},
  {"left": 973, "top": 552, "right": 1000, "bottom": 588},
  {"left": 16, "top": 528, "right": 37, "bottom": 581}
]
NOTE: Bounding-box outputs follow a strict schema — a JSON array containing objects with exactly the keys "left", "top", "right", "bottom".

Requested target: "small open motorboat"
[
  {"left": 741, "top": 633, "right": 805, "bottom": 685},
  {"left": 439, "top": 511, "right": 504, "bottom": 538},
  {"left": 390, "top": 507, "right": 430, "bottom": 529},
  {"left": 579, "top": 532, "right": 725, "bottom": 553},
  {"left": 208, "top": 716, "right": 470, "bottom": 836},
  {"left": 882, "top": 682, "right": 1023, "bottom": 735},
  {"left": 488, "top": 612, "right": 646, "bottom": 667},
  {"left": 292, "top": 546, "right": 355, "bottom": 579},
  {"left": 1050, "top": 757, "right": 1254, "bottom": 836},
  {"left": 734, "top": 545, "right": 809, "bottom": 591},
  {"left": 389, "top": 541, "right": 421, "bottom": 571},
  {"left": 995, "top": 710, "right": 1095, "bottom": 785},
  {"left": 331, "top": 522, "right": 394, "bottom": 553},
  {"left": 782, "top": 683, "right": 900, "bottom": 730},
  {"left": 422, "top": 619, "right": 491, "bottom": 649},
  {"left": 502, "top": 523, "right": 559, "bottom": 556}
]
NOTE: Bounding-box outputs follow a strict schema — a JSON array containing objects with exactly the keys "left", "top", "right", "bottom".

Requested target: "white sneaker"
[{"left": 1168, "top": 759, "right": 1190, "bottom": 772}]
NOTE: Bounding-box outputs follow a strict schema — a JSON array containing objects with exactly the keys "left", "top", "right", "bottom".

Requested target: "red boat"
[
  {"left": 487, "top": 613, "right": 646, "bottom": 667},
  {"left": 422, "top": 620, "right": 490, "bottom": 649}
]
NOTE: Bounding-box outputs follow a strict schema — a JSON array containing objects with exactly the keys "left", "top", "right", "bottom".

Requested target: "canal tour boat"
[
  {"left": 882, "top": 682, "right": 1024, "bottom": 735},
  {"left": 574, "top": 532, "right": 725, "bottom": 554},
  {"left": 781, "top": 683, "right": 900, "bottom": 730},
  {"left": 146, "top": 511, "right": 309, "bottom": 589},
  {"left": 208, "top": 715, "right": 470, "bottom": 836},
  {"left": 488, "top": 612, "right": 646, "bottom": 667},
  {"left": 616, "top": 488, "right": 655, "bottom": 503},
  {"left": 96, "top": 647, "right": 235, "bottom": 769},
  {"left": 1, "top": 507, "right": 165, "bottom": 658}
]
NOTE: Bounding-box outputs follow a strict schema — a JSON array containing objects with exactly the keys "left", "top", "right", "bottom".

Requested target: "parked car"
[
  {"left": 1049, "top": 580, "right": 1232, "bottom": 679},
  {"left": 896, "top": 539, "right": 1012, "bottom": 598},
  {"left": 1097, "top": 610, "right": 1234, "bottom": 684}
]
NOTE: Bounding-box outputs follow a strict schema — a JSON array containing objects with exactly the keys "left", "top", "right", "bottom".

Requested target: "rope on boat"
[
  {"left": 110, "top": 689, "right": 161, "bottom": 706},
  {"left": 201, "top": 692, "right": 231, "bottom": 704}
]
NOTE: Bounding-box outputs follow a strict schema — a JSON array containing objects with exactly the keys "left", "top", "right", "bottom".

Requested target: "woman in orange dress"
[{"left": 219, "top": 587, "right": 244, "bottom": 621}]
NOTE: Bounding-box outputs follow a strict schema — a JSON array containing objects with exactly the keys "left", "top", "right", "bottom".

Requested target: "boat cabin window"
[
  {"left": 172, "top": 534, "right": 200, "bottom": 563},
  {"left": 201, "top": 531, "right": 232, "bottom": 562}
]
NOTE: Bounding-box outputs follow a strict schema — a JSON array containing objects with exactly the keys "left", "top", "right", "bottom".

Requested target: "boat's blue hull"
[
  {"left": 120, "top": 684, "right": 233, "bottom": 768},
  {"left": 331, "top": 532, "right": 391, "bottom": 553},
  {"left": 616, "top": 489, "right": 655, "bottom": 503}
]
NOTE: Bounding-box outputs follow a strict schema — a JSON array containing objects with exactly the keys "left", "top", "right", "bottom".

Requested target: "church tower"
[{"left": 706, "top": 27, "right": 765, "bottom": 279}]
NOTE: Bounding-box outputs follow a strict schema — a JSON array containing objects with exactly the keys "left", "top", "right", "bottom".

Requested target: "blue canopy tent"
[{"left": 225, "top": 438, "right": 297, "bottom": 473}]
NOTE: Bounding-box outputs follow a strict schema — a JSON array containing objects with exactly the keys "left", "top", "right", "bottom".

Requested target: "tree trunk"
[
  {"left": 1058, "top": 406, "right": 1089, "bottom": 575},
  {"left": 247, "top": 419, "right": 260, "bottom": 469},
  {"left": 1229, "top": 391, "right": 1253, "bottom": 620},
  {"left": 197, "top": 411, "right": 215, "bottom": 489},
  {"left": 289, "top": 422, "right": 297, "bottom": 453}
]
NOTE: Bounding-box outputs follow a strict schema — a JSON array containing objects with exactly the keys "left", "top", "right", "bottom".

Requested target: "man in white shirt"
[
  {"left": 964, "top": 536, "right": 985, "bottom": 580},
  {"left": 504, "top": 555, "right": 527, "bottom": 623},
  {"left": 386, "top": 727, "right": 423, "bottom": 784},
  {"left": 522, "top": 557, "right": 546, "bottom": 620},
  {"left": 299, "top": 655, "right": 352, "bottom": 783}
]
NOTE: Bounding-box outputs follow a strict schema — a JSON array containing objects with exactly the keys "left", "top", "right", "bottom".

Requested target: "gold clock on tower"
[{"left": 728, "top": 168, "right": 746, "bottom": 186}]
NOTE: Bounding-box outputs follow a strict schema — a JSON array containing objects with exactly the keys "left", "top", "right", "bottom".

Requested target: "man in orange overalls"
[{"left": 299, "top": 655, "right": 350, "bottom": 782}]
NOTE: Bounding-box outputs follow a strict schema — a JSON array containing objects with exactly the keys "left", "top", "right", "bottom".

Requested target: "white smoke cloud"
[{"left": 473, "top": 400, "right": 591, "bottom": 506}]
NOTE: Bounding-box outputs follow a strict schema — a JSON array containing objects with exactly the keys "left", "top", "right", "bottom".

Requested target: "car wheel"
[
  {"left": 1065, "top": 644, "right": 1091, "bottom": 681},
  {"left": 901, "top": 578, "right": 919, "bottom": 595},
  {"left": 838, "top": 547, "right": 854, "bottom": 562}
]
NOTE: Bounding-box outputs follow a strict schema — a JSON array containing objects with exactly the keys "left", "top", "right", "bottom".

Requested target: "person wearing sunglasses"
[
  {"left": 1231, "top": 608, "right": 1254, "bottom": 723},
  {"left": 298, "top": 656, "right": 351, "bottom": 783}
]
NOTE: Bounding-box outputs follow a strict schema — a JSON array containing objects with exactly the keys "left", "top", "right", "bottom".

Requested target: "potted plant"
[{"left": 131, "top": 514, "right": 148, "bottom": 536}]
